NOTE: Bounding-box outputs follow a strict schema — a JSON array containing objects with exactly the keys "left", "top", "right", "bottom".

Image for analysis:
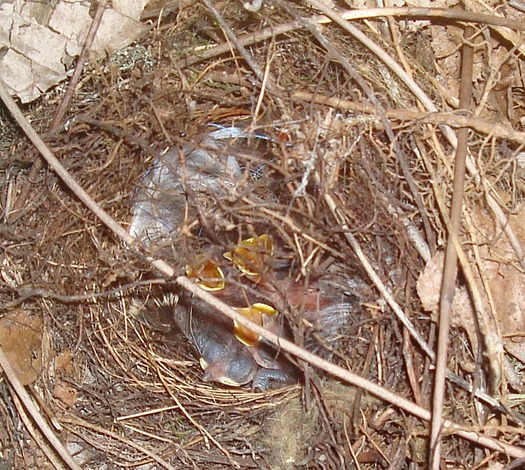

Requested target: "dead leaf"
[
  {"left": 53, "top": 382, "right": 78, "bottom": 408},
  {"left": 0, "top": 309, "right": 43, "bottom": 385},
  {"left": 54, "top": 349, "right": 74, "bottom": 375},
  {"left": 417, "top": 251, "right": 478, "bottom": 354},
  {"left": 0, "top": 0, "right": 154, "bottom": 102},
  {"left": 417, "top": 206, "right": 525, "bottom": 371}
]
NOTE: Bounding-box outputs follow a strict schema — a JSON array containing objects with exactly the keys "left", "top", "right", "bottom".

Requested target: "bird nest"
[{"left": 1, "top": 0, "right": 525, "bottom": 468}]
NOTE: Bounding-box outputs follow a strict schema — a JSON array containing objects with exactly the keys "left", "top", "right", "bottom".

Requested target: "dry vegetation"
[{"left": 1, "top": 0, "right": 525, "bottom": 468}]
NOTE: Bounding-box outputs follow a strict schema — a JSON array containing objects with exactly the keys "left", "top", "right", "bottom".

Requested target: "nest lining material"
[{"left": 1, "top": 0, "right": 525, "bottom": 468}]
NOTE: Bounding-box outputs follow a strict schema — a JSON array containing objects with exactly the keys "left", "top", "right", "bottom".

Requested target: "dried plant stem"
[
  {"left": 291, "top": 91, "right": 525, "bottom": 145},
  {"left": 153, "top": 358, "right": 239, "bottom": 467},
  {"left": 0, "top": 78, "right": 175, "bottom": 279},
  {"left": 334, "top": 6, "right": 525, "bottom": 31},
  {"left": 9, "top": 390, "right": 67, "bottom": 469},
  {"left": 0, "top": 347, "right": 82, "bottom": 469},
  {"left": 200, "top": 0, "right": 266, "bottom": 85},
  {"left": 60, "top": 417, "right": 176, "bottom": 469},
  {"left": 200, "top": 0, "right": 288, "bottom": 117},
  {"left": 50, "top": 1, "right": 108, "bottom": 130},
  {"left": 8, "top": 0, "right": 108, "bottom": 223},
  {"left": 2, "top": 74, "right": 523, "bottom": 456},
  {"left": 430, "top": 23, "right": 474, "bottom": 469},
  {"left": 0, "top": 279, "right": 167, "bottom": 309},
  {"left": 177, "top": 276, "right": 525, "bottom": 459},
  {"left": 179, "top": 7, "right": 525, "bottom": 69}
]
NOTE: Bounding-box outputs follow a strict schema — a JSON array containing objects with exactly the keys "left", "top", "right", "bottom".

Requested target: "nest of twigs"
[{"left": 1, "top": 0, "right": 525, "bottom": 468}]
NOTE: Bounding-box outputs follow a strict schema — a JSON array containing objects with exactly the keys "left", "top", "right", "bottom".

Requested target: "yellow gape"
[
  {"left": 185, "top": 254, "right": 225, "bottom": 291},
  {"left": 233, "top": 303, "right": 278, "bottom": 347},
  {"left": 223, "top": 233, "right": 273, "bottom": 279}
]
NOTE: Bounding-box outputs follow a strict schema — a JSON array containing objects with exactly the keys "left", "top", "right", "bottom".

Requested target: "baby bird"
[
  {"left": 173, "top": 292, "right": 258, "bottom": 387},
  {"left": 130, "top": 128, "right": 242, "bottom": 243},
  {"left": 130, "top": 127, "right": 361, "bottom": 390},
  {"left": 173, "top": 291, "right": 298, "bottom": 390},
  {"left": 132, "top": 128, "right": 300, "bottom": 390}
]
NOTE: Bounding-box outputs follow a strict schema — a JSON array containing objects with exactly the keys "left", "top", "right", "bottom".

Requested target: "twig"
[
  {"left": 50, "top": 1, "right": 108, "bottom": 130},
  {"left": 296, "top": 0, "right": 437, "bottom": 256},
  {"left": 8, "top": 0, "right": 108, "bottom": 223},
  {"left": 0, "top": 279, "right": 167, "bottom": 309},
  {"left": 178, "top": 6, "right": 525, "bottom": 69},
  {"left": 0, "top": 347, "right": 82, "bottom": 470},
  {"left": 430, "top": 22, "right": 474, "bottom": 469},
  {"left": 59, "top": 417, "right": 176, "bottom": 469},
  {"left": 9, "top": 390, "right": 67, "bottom": 469},
  {"left": 200, "top": 0, "right": 266, "bottom": 85},
  {"left": 291, "top": 91, "right": 525, "bottom": 145},
  {"left": 73, "top": 115, "right": 164, "bottom": 159},
  {"left": 0, "top": 78, "right": 175, "bottom": 279},
  {"left": 177, "top": 276, "right": 525, "bottom": 459},
  {"left": 199, "top": 0, "right": 288, "bottom": 117}
]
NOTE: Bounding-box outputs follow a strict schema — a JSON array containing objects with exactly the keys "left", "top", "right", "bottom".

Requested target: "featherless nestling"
[{"left": 130, "top": 126, "right": 365, "bottom": 390}]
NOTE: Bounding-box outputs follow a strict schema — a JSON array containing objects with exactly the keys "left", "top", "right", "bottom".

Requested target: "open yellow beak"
[
  {"left": 233, "top": 303, "right": 278, "bottom": 346},
  {"left": 186, "top": 254, "right": 225, "bottom": 291},
  {"left": 223, "top": 234, "right": 273, "bottom": 277}
]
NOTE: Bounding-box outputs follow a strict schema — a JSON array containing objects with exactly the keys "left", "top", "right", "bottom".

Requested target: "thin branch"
[
  {"left": 430, "top": 22, "right": 474, "bottom": 469},
  {"left": 0, "top": 279, "right": 167, "bottom": 309},
  {"left": 178, "top": 6, "right": 525, "bottom": 69},
  {"left": 200, "top": 0, "right": 267, "bottom": 85},
  {"left": 0, "top": 78, "right": 175, "bottom": 279},
  {"left": 0, "top": 347, "right": 83, "bottom": 470},
  {"left": 8, "top": 0, "right": 108, "bottom": 223},
  {"left": 291, "top": 91, "right": 525, "bottom": 145},
  {"left": 177, "top": 276, "right": 525, "bottom": 459},
  {"left": 59, "top": 417, "right": 176, "bottom": 469}
]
